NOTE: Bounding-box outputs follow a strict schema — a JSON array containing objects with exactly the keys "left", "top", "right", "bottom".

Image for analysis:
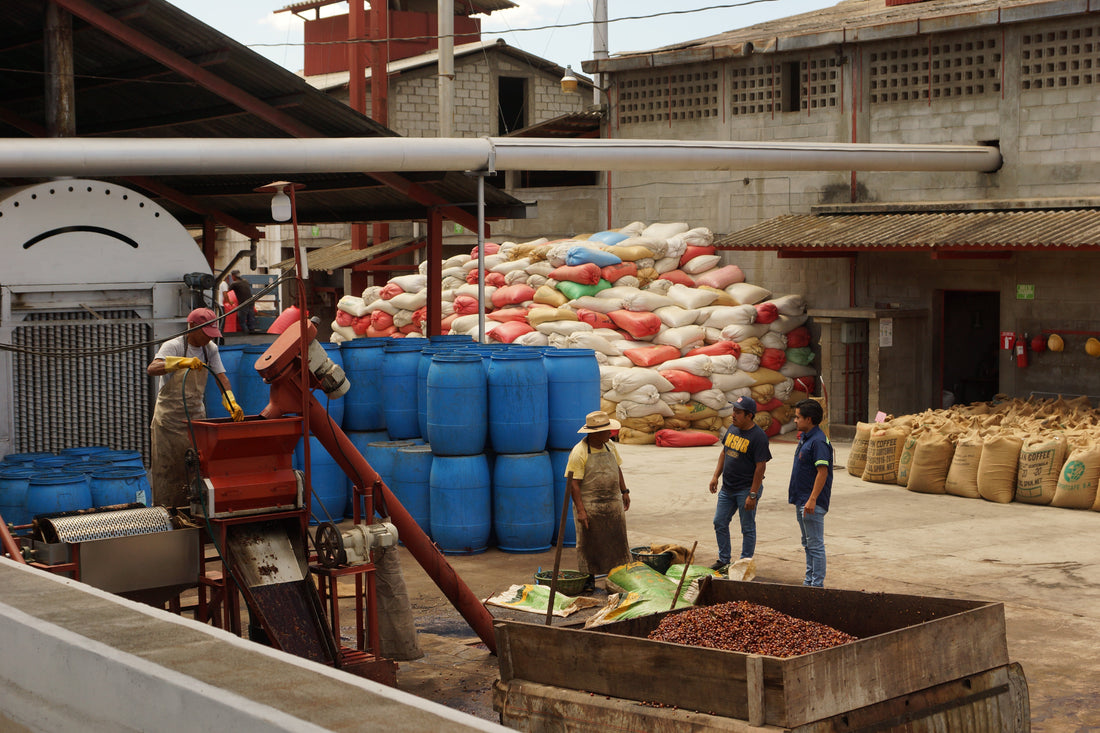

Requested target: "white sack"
[
  {"left": 337, "top": 295, "right": 369, "bottom": 317},
  {"left": 641, "top": 222, "right": 690, "bottom": 239},
  {"left": 656, "top": 355, "right": 714, "bottom": 376},
  {"left": 654, "top": 256, "right": 681, "bottom": 274},
  {"left": 771, "top": 314, "right": 810, "bottom": 334},
  {"left": 692, "top": 389, "right": 729, "bottom": 411},
  {"left": 390, "top": 274, "right": 427, "bottom": 292},
  {"left": 653, "top": 325, "right": 706, "bottom": 351},
  {"left": 616, "top": 400, "right": 674, "bottom": 419},
  {"left": 725, "top": 282, "right": 772, "bottom": 305},
  {"left": 622, "top": 291, "right": 675, "bottom": 312},
  {"left": 654, "top": 306, "right": 700, "bottom": 329},
  {"left": 737, "top": 353, "right": 761, "bottom": 372},
  {"left": 604, "top": 384, "right": 661, "bottom": 405},
  {"left": 535, "top": 320, "right": 594, "bottom": 337},
  {"left": 709, "top": 355, "right": 739, "bottom": 374},
  {"left": 682, "top": 255, "right": 721, "bottom": 274},
  {"left": 666, "top": 283, "right": 719, "bottom": 310},
  {"left": 388, "top": 291, "right": 427, "bottom": 311},
  {"left": 361, "top": 285, "right": 383, "bottom": 304},
  {"left": 721, "top": 323, "right": 772, "bottom": 342},
  {"left": 780, "top": 362, "right": 818, "bottom": 379},
  {"left": 612, "top": 369, "right": 675, "bottom": 393},
  {"left": 703, "top": 305, "right": 758, "bottom": 329},
  {"left": 768, "top": 294, "right": 807, "bottom": 316},
  {"left": 712, "top": 371, "right": 756, "bottom": 391}
]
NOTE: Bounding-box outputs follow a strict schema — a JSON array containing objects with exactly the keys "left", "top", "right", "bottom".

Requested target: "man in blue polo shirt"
[
  {"left": 708, "top": 395, "right": 771, "bottom": 571},
  {"left": 788, "top": 399, "right": 833, "bottom": 587}
]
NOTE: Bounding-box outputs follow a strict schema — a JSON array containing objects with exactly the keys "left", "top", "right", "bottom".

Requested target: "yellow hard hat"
[
  {"left": 1087, "top": 338, "right": 1100, "bottom": 357},
  {"left": 1048, "top": 333, "right": 1064, "bottom": 352}
]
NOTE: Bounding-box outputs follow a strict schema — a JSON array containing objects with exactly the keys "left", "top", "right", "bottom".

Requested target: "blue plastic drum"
[
  {"left": 59, "top": 446, "right": 112, "bottom": 462},
  {"left": 426, "top": 353, "right": 487, "bottom": 456},
  {"left": 492, "top": 452, "right": 554, "bottom": 553},
  {"left": 544, "top": 348, "right": 601, "bottom": 450},
  {"left": 488, "top": 351, "right": 548, "bottom": 454},
  {"left": 0, "top": 466, "right": 37, "bottom": 529},
  {"left": 392, "top": 444, "right": 434, "bottom": 538},
  {"left": 25, "top": 472, "right": 93, "bottom": 517},
  {"left": 99, "top": 450, "right": 145, "bottom": 469},
  {"left": 294, "top": 437, "right": 348, "bottom": 525},
  {"left": 430, "top": 454, "right": 491, "bottom": 555},
  {"left": 416, "top": 346, "right": 447, "bottom": 441},
  {"left": 341, "top": 339, "right": 388, "bottom": 431},
  {"left": 382, "top": 340, "right": 424, "bottom": 439},
  {"left": 89, "top": 467, "right": 151, "bottom": 507},
  {"left": 318, "top": 343, "right": 346, "bottom": 427},
  {"left": 236, "top": 344, "right": 272, "bottom": 416},
  {"left": 549, "top": 449, "right": 576, "bottom": 547}
]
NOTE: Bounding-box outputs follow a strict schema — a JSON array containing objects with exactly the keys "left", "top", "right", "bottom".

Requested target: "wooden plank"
[
  {"left": 746, "top": 655, "right": 765, "bottom": 726},
  {"left": 495, "top": 619, "right": 785, "bottom": 720}
]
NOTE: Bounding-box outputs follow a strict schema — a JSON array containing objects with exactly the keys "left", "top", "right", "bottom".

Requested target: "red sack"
[
  {"left": 786, "top": 326, "right": 812, "bottom": 348},
  {"left": 623, "top": 345, "right": 681, "bottom": 367},
  {"left": 380, "top": 282, "right": 404, "bottom": 300},
  {"left": 366, "top": 324, "right": 396, "bottom": 338},
  {"left": 687, "top": 341, "right": 741, "bottom": 358},
  {"left": 489, "top": 320, "right": 534, "bottom": 343},
  {"left": 370, "top": 310, "right": 394, "bottom": 330},
  {"left": 576, "top": 308, "right": 616, "bottom": 329},
  {"left": 755, "top": 397, "right": 784, "bottom": 413},
  {"left": 491, "top": 284, "right": 535, "bottom": 309},
  {"left": 335, "top": 309, "right": 355, "bottom": 328},
  {"left": 679, "top": 245, "right": 716, "bottom": 268},
  {"left": 351, "top": 315, "right": 371, "bottom": 336},
  {"left": 412, "top": 306, "right": 427, "bottom": 328},
  {"left": 793, "top": 376, "right": 815, "bottom": 394},
  {"left": 470, "top": 243, "right": 500, "bottom": 258},
  {"left": 601, "top": 262, "right": 637, "bottom": 283},
  {"left": 549, "top": 263, "right": 601, "bottom": 285},
  {"left": 488, "top": 307, "right": 530, "bottom": 322},
  {"left": 754, "top": 302, "right": 779, "bottom": 324},
  {"left": 655, "top": 429, "right": 719, "bottom": 447},
  {"left": 658, "top": 270, "right": 695, "bottom": 287},
  {"left": 763, "top": 418, "right": 782, "bottom": 437},
  {"left": 661, "top": 369, "right": 713, "bottom": 393},
  {"left": 452, "top": 295, "right": 479, "bottom": 316},
  {"left": 464, "top": 269, "right": 506, "bottom": 286},
  {"left": 398, "top": 323, "right": 420, "bottom": 334},
  {"left": 608, "top": 309, "right": 662, "bottom": 339},
  {"left": 761, "top": 347, "right": 787, "bottom": 371}
]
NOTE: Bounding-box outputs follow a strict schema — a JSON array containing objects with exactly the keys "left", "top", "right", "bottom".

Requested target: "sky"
[{"left": 169, "top": 0, "right": 838, "bottom": 76}]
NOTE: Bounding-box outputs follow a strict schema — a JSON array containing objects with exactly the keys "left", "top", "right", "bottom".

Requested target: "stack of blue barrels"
[
  {"left": 0, "top": 446, "right": 151, "bottom": 533},
  {"left": 330, "top": 336, "right": 600, "bottom": 556}
]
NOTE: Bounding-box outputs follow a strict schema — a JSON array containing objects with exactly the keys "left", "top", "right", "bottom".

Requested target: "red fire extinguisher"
[
  {"left": 1016, "top": 333, "right": 1029, "bottom": 368},
  {"left": 1002, "top": 332, "right": 1016, "bottom": 351}
]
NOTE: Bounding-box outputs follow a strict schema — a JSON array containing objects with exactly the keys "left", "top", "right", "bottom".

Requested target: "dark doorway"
[
  {"left": 497, "top": 76, "right": 527, "bottom": 135},
  {"left": 941, "top": 291, "right": 999, "bottom": 406}
]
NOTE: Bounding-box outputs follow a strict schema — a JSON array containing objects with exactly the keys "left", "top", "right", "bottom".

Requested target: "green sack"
[
  {"left": 556, "top": 278, "right": 612, "bottom": 301},
  {"left": 786, "top": 346, "right": 815, "bottom": 366}
]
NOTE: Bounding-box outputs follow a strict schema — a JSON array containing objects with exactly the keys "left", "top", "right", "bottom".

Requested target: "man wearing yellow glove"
[{"left": 147, "top": 308, "right": 241, "bottom": 508}]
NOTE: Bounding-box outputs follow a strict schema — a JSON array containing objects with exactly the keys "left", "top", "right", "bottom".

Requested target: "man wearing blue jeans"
[
  {"left": 788, "top": 399, "right": 833, "bottom": 587},
  {"left": 708, "top": 396, "right": 771, "bottom": 571}
]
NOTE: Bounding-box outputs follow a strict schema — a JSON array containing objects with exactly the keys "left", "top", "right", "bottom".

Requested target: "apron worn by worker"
[
  {"left": 150, "top": 340, "right": 209, "bottom": 509},
  {"left": 573, "top": 443, "right": 631, "bottom": 577}
]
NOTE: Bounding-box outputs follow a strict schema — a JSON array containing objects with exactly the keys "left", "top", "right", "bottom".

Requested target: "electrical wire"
[{"left": 0, "top": 273, "right": 294, "bottom": 359}]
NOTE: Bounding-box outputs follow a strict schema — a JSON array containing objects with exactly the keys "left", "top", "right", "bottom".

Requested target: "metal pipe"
[
  {"left": 476, "top": 173, "right": 485, "bottom": 343},
  {"left": 592, "top": 0, "right": 608, "bottom": 107},
  {"left": 438, "top": 0, "right": 454, "bottom": 138},
  {"left": 0, "top": 137, "right": 1003, "bottom": 176}
]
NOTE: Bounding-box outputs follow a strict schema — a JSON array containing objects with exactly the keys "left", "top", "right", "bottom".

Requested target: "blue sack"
[
  {"left": 588, "top": 231, "right": 630, "bottom": 246},
  {"left": 566, "top": 246, "right": 622, "bottom": 268}
]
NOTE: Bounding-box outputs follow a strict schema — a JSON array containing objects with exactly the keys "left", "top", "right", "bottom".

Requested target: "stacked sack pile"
[
  {"left": 329, "top": 221, "right": 818, "bottom": 447},
  {"left": 847, "top": 395, "right": 1100, "bottom": 511}
]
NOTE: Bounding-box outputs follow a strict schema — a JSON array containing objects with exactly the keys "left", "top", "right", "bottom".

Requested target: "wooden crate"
[{"left": 494, "top": 579, "right": 1016, "bottom": 729}]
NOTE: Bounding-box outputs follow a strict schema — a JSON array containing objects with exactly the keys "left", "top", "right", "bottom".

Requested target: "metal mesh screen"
[{"left": 12, "top": 310, "right": 151, "bottom": 461}]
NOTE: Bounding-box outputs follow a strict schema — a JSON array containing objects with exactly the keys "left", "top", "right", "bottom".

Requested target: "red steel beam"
[
  {"left": 427, "top": 208, "right": 443, "bottom": 336},
  {"left": 54, "top": 0, "right": 483, "bottom": 231}
]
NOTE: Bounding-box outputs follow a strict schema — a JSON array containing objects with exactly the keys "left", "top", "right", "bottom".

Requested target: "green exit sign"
[{"left": 1016, "top": 284, "right": 1035, "bottom": 300}]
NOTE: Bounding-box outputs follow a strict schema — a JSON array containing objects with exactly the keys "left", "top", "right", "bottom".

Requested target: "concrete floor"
[{"left": 383, "top": 435, "right": 1100, "bottom": 731}]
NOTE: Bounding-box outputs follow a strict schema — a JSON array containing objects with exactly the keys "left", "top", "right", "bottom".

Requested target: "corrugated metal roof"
[
  {"left": 277, "top": 0, "right": 516, "bottom": 16},
  {"left": 0, "top": 0, "right": 527, "bottom": 226},
  {"left": 273, "top": 236, "right": 422, "bottom": 271},
  {"left": 507, "top": 110, "right": 604, "bottom": 139},
  {"left": 716, "top": 209, "right": 1100, "bottom": 252},
  {"left": 586, "top": 0, "right": 1085, "bottom": 71}
]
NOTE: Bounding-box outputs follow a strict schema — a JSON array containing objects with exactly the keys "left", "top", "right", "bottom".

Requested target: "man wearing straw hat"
[{"left": 565, "top": 411, "right": 632, "bottom": 593}]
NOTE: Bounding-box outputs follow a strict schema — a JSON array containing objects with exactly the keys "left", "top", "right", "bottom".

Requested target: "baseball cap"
[
  {"left": 186, "top": 307, "right": 222, "bottom": 338},
  {"left": 731, "top": 395, "right": 757, "bottom": 415}
]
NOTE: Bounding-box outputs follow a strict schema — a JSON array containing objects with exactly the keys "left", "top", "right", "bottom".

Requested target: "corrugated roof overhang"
[
  {"left": 716, "top": 208, "right": 1100, "bottom": 255},
  {"left": 273, "top": 236, "right": 422, "bottom": 271}
]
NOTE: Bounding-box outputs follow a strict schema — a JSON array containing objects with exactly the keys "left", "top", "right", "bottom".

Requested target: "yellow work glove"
[
  {"left": 164, "top": 356, "right": 203, "bottom": 372},
  {"left": 222, "top": 390, "right": 245, "bottom": 422}
]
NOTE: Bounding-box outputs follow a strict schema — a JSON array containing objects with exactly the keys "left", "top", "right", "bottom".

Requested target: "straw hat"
[{"left": 578, "top": 410, "right": 621, "bottom": 433}]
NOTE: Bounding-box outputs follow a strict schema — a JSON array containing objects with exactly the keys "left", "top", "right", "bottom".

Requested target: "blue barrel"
[
  {"left": 204, "top": 344, "right": 244, "bottom": 419},
  {"left": 427, "top": 353, "right": 488, "bottom": 456},
  {"left": 25, "top": 472, "right": 93, "bottom": 517},
  {"left": 549, "top": 449, "right": 576, "bottom": 547},
  {"left": 416, "top": 346, "right": 446, "bottom": 440},
  {"left": 0, "top": 466, "right": 37, "bottom": 529},
  {"left": 382, "top": 340, "right": 424, "bottom": 439},
  {"left": 89, "top": 467, "right": 151, "bottom": 507},
  {"left": 236, "top": 344, "right": 271, "bottom": 416},
  {"left": 73, "top": 458, "right": 117, "bottom": 475},
  {"left": 318, "top": 343, "right": 346, "bottom": 427},
  {"left": 60, "top": 446, "right": 111, "bottom": 461},
  {"left": 354, "top": 439, "right": 420, "bottom": 518},
  {"left": 430, "top": 454, "right": 491, "bottom": 555},
  {"left": 100, "top": 450, "right": 145, "bottom": 469},
  {"left": 294, "top": 437, "right": 348, "bottom": 525},
  {"left": 392, "top": 445, "right": 433, "bottom": 538},
  {"left": 2, "top": 452, "right": 54, "bottom": 466},
  {"left": 493, "top": 452, "right": 554, "bottom": 553},
  {"left": 341, "top": 340, "right": 388, "bottom": 430},
  {"left": 430, "top": 334, "right": 474, "bottom": 344},
  {"left": 346, "top": 430, "right": 390, "bottom": 516},
  {"left": 488, "top": 351, "right": 548, "bottom": 454},
  {"left": 33, "top": 456, "right": 79, "bottom": 471},
  {"left": 544, "top": 348, "right": 601, "bottom": 450}
]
